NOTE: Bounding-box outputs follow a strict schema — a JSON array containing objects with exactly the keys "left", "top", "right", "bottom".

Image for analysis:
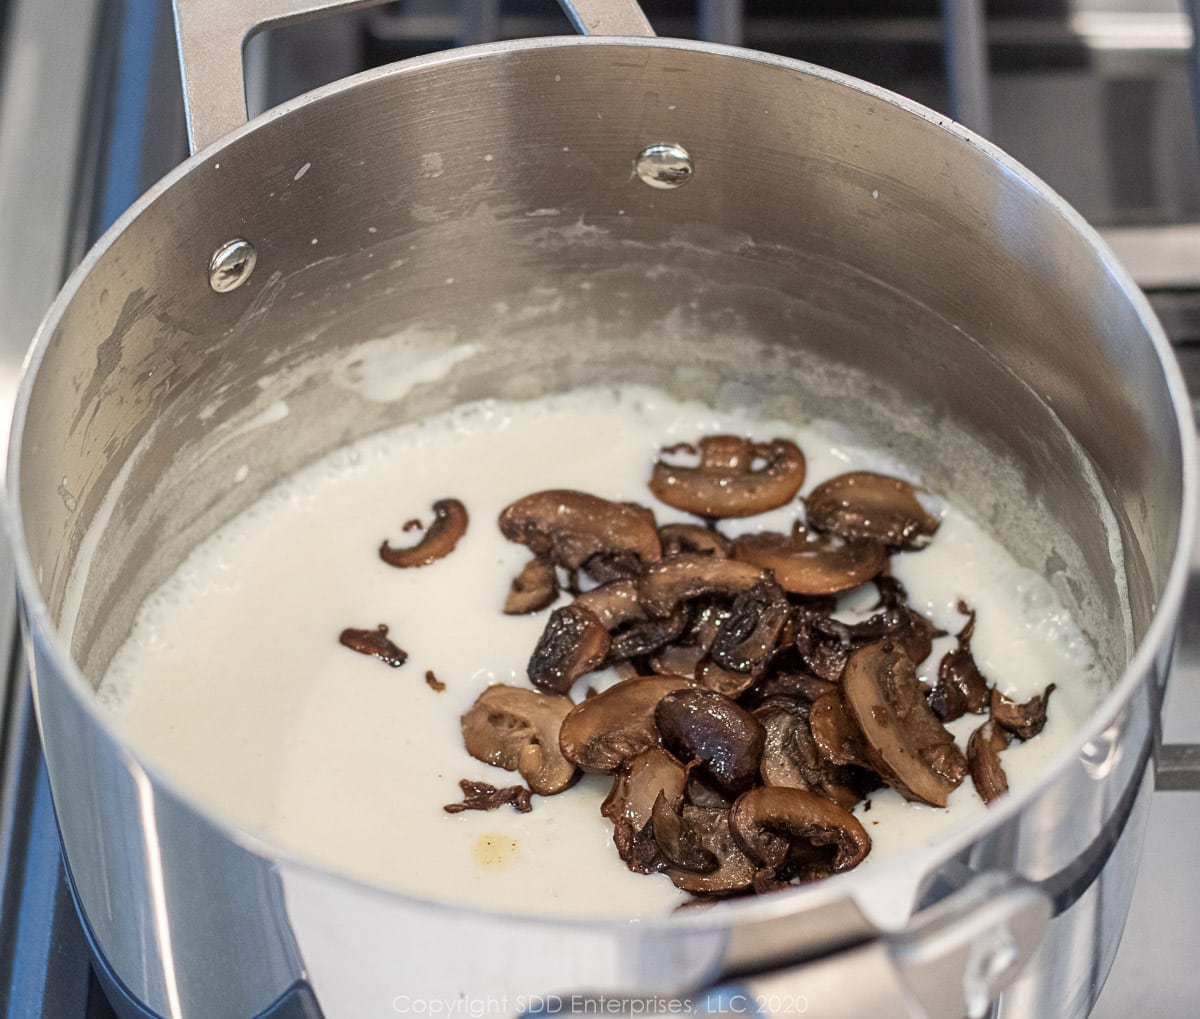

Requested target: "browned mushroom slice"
[
  {"left": 732, "top": 530, "right": 886, "bottom": 597},
  {"left": 991, "top": 684, "right": 1056, "bottom": 740},
  {"left": 663, "top": 805, "right": 758, "bottom": 895},
  {"left": 752, "top": 697, "right": 869, "bottom": 811},
  {"left": 808, "top": 691, "right": 872, "bottom": 769},
  {"left": 649, "top": 602, "right": 731, "bottom": 679},
  {"left": 652, "top": 792, "right": 719, "bottom": 873},
  {"left": 338, "top": 624, "right": 407, "bottom": 667},
  {"left": 460, "top": 685, "right": 578, "bottom": 796},
  {"left": 573, "top": 579, "right": 645, "bottom": 630},
  {"left": 729, "top": 786, "right": 871, "bottom": 878},
  {"left": 443, "top": 779, "right": 533, "bottom": 814},
  {"left": 527, "top": 604, "right": 611, "bottom": 693},
  {"left": 805, "top": 471, "right": 940, "bottom": 550},
  {"left": 498, "top": 490, "right": 661, "bottom": 570},
  {"left": 637, "top": 554, "right": 766, "bottom": 617},
  {"left": 928, "top": 602, "right": 990, "bottom": 721},
  {"left": 380, "top": 498, "right": 469, "bottom": 568},
  {"left": 581, "top": 550, "right": 645, "bottom": 585},
  {"left": 608, "top": 612, "right": 689, "bottom": 662},
  {"left": 658, "top": 523, "right": 731, "bottom": 558},
  {"left": 694, "top": 659, "right": 757, "bottom": 699},
  {"left": 708, "top": 578, "right": 790, "bottom": 674},
  {"left": 601, "top": 747, "right": 688, "bottom": 831},
  {"left": 749, "top": 671, "right": 840, "bottom": 707},
  {"left": 503, "top": 556, "right": 559, "bottom": 615},
  {"left": 649, "top": 436, "right": 807, "bottom": 519},
  {"left": 655, "top": 688, "right": 766, "bottom": 796},
  {"left": 967, "top": 719, "right": 1011, "bottom": 803},
  {"left": 842, "top": 641, "right": 967, "bottom": 807},
  {"left": 558, "top": 676, "right": 691, "bottom": 773},
  {"left": 612, "top": 817, "right": 666, "bottom": 874}
]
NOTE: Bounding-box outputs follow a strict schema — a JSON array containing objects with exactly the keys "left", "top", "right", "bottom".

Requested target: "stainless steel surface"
[
  {"left": 7, "top": 7, "right": 1194, "bottom": 1013},
  {"left": 2, "top": 3, "right": 1200, "bottom": 1018}
]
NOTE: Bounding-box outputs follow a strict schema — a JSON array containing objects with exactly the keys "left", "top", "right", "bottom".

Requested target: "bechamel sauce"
[{"left": 99, "top": 386, "right": 1100, "bottom": 918}]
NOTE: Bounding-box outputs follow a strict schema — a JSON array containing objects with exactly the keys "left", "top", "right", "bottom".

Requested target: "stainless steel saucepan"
[{"left": 6, "top": 1, "right": 1194, "bottom": 1016}]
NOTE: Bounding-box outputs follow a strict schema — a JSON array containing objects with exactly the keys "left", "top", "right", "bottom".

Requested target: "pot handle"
[
  {"left": 529, "top": 873, "right": 1050, "bottom": 1019},
  {"left": 171, "top": 0, "right": 655, "bottom": 153}
]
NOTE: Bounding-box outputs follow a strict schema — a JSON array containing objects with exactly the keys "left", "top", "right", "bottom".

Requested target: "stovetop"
[{"left": 2, "top": 2, "right": 1200, "bottom": 1016}]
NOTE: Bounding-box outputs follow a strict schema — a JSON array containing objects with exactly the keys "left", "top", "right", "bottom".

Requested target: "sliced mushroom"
[
  {"left": 752, "top": 697, "right": 869, "bottom": 811},
  {"left": 380, "top": 498, "right": 469, "bottom": 568},
  {"left": 338, "top": 624, "right": 408, "bottom": 667},
  {"left": 601, "top": 747, "right": 688, "bottom": 831},
  {"left": 461, "top": 685, "right": 578, "bottom": 795},
  {"left": 649, "top": 436, "right": 807, "bottom": 519},
  {"left": 991, "top": 684, "right": 1056, "bottom": 740},
  {"left": 527, "top": 604, "right": 611, "bottom": 693},
  {"left": 658, "top": 523, "right": 732, "bottom": 558},
  {"left": 573, "top": 579, "right": 645, "bottom": 630},
  {"left": 729, "top": 786, "right": 871, "bottom": 879},
  {"left": 928, "top": 603, "right": 990, "bottom": 721},
  {"left": 608, "top": 612, "right": 689, "bottom": 662},
  {"left": 732, "top": 530, "right": 886, "bottom": 597},
  {"left": 558, "top": 676, "right": 690, "bottom": 773},
  {"left": 499, "top": 490, "right": 661, "bottom": 570},
  {"left": 638, "top": 553, "right": 766, "bottom": 617},
  {"left": 503, "top": 556, "right": 559, "bottom": 615},
  {"left": 708, "top": 578, "right": 790, "bottom": 674},
  {"left": 746, "top": 671, "right": 840, "bottom": 708},
  {"left": 808, "top": 691, "right": 872, "bottom": 769},
  {"left": 805, "top": 471, "right": 939, "bottom": 550},
  {"left": 652, "top": 791, "right": 719, "bottom": 873},
  {"left": 663, "top": 805, "right": 758, "bottom": 895},
  {"left": 581, "top": 550, "right": 645, "bottom": 585},
  {"left": 649, "top": 602, "right": 731, "bottom": 679},
  {"left": 967, "top": 719, "right": 1011, "bottom": 803},
  {"left": 842, "top": 641, "right": 967, "bottom": 807},
  {"left": 694, "top": 659, "right": 757, "bottom": 699},
  {"left": 655, "top": 688, "right": 766, "bottom": 796}
]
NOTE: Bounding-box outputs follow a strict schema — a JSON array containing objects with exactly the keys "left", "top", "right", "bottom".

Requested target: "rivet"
[
  {"left": 634, "top": 143, "right": 693, "bottom": 190},
  {"left": 209, "top": 239, "right": 258, "bottom": 293}
]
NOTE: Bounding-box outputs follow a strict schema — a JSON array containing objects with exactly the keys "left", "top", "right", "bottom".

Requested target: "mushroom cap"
[
  {"left": 655, "top": 688, "right": 765, "bottom": 796},
  {"left": 461, "top": 684, "right": 578, "bottom": 796},
  {"left": 498, "top": 490, "right": 661, "bottom": 570},
  {"left": 380, "top": 498, "right": 469, "bottom": 568},
  {"left": 732, "top": 530, "right": 886, "bottom": 597},
  {"left": 842, "top": 641, "right": 967, "bottom": 807},
  {"left": 558, "top": 676, "right": 691, "bottom": 773},
  {"left": 805, "top": 471, "right": 940, "bottom": 550},
  {"left": 527, "top": 604, "right": 611, "bottom": 694},
  {"left": 729, "top": 785, "right": 871, "bottom": 876},
  {"left": 649, "top": 436, "right": 806, "bottom": 519}
]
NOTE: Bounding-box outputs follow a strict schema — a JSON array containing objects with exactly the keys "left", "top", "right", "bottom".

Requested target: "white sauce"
[{"left": 99, "top": 385, "right": 1100, "bottom": 918}]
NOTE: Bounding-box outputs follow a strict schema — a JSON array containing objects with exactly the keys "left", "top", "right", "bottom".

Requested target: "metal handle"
[
  {"left": 708, "top": 873, "right": 1050, "bottom": 1019},
  {"left": 529, "top": 874, "right": 1050, "bottom": 1019},
  {"left": 171, "top": 0, "right": 656, "bottom": 153}
]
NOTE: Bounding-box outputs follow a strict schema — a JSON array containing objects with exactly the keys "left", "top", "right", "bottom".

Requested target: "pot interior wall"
[{"left": 14, "top": 40, "right": 1182, "bottom": 697}]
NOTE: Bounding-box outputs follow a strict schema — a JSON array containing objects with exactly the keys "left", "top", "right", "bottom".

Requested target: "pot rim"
[{"left": 6, "top": 33, "right": 1197, "bottom": 937}]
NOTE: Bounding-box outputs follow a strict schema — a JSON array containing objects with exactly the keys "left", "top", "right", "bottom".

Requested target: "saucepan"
[{"left": 6, "top": 0, "right": 1195, "bottom": 1016}]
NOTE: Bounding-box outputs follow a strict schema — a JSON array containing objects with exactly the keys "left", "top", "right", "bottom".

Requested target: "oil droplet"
[{"left": 473, "top": 833, "right": 519, "bottom": 867}]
